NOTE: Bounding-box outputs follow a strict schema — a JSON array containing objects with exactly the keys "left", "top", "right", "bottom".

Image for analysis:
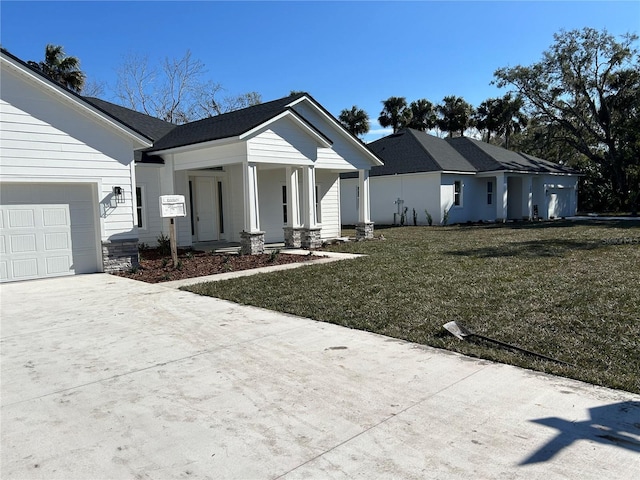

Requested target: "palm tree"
[
  {"left": 339, "top": 106, "right": 370, "bottom": 138},
  {"left": 28, "top": 44, "right": 85, "bottom": 92},
  {"left": 436, "top": 95, "right": 474, "bottom": 137},
  {"left": 474, "top": 97, "right": 502, "bottom": 143},
  {"left": 405, "top": 99, "right": 437, "bottom": 131},
  {"left": 496, "top": 94, "right": 528, "bottom": 149},
  {"left": 378, "top": 96, "right": 408, "bottom": 133}
]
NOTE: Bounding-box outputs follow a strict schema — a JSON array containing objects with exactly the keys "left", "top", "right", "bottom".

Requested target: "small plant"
[
  {"left": 412, "top": 208, "right": 417, "bottom": 226},
  {"left": 268, "top": 249, "right": 280, "bottom": 263},
  {"left": 425, "top": 209, "right": 433, "bottom": 226},
  {"left": 161, "top": 258, "right": 169, "bottom": 267},
  {"left": 157, "top": 233, "right": 170, "bottom": 256},
  {"left": 128, "top": 264, "right": 140, "bottom": 274},
  {"left": 175, "top": 260, "right": 183, "bottom": 270},
  {"left": 185, "top": 251, "right": 193, "bottom": 259},
  {"left": 138, "top": 242, "right": 149, "bottom": 251},
  {"left": 442, "top": 206, "right": 451, "bottom": 226},
  {"left": 400, "top": 206, "right": 408, "bottom": 226}
]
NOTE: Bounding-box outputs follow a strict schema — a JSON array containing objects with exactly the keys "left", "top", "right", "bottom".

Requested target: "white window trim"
[{"left": 453, "top": 180, "right": 463, "bottom": 207}]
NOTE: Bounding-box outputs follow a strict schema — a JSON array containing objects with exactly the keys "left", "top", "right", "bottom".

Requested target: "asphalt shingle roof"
[
  {"left": 346, "top": 129, "right": 579, "bottom": 178},
  {"left": 148, "top": 93, "right": 311, "bottom": 152},
  {"left": 83, "top": 97, "right": 176, "bottom": 142},
  {"left": 446, "top": 136, "right": 577, "bottom": 174}
]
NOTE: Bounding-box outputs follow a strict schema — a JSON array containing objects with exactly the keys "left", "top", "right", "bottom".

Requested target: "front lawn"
[{"left": 183, "top": 220, "right": 640, "bottom": 394}]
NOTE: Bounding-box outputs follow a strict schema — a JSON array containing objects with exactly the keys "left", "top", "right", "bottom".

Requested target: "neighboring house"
[
  {"left": 0, "top": 49, "right": 153, "bottom": 283},
  {"left": 341, "top": 129, "right": 580, "bottom": 226},
  {"left": 1, "top": 49, "right": 381, "bottom": 282}
]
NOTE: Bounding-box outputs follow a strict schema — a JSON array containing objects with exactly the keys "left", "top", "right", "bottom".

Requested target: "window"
[
  {"left": 282, "top": 185, "right": 288, "bottom": 224},
  {"left": 135, "top": 186, "right": 145, "bottom": 229},
  {"left": 487, "top": 181, "right": 493, "bottom": 205},
  {"left": 217, "top": 181, "right": 224, "bottom": 234},
  {"left": 454, "top": 181, "right": 462, "bottom": 206},
  {"left": 356, "top": 186, "right": 360, "bottom": 211}
]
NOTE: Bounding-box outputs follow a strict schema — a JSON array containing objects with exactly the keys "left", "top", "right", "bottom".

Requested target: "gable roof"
[
  {"left": 83, "top": 97, "right": 176, "bottom": 142},
  {"left": 446, "top": 136, "right": 578, "bottom": 175},
  {"left": 349, "top": 128, "right": 579, "bottom": 178},
  {"left": 0, "top": 49, "right": 152, "bottom": 148},
  {"left": 148, "top": 92, "right": 331, "bottom": 152}
]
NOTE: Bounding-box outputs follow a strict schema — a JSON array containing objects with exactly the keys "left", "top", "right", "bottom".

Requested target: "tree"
[
  {"left": 436, "top": 95, "right": 474, "bottom": 137},
  {"left": 378, "top": 96, "right": 409, "bottom": 133},
  {"left": 339, "top": 106, "right": 370, "bottom": 138},
  {"left": 474, "top": 97, "right": 502, "bottom": 143},
  {"left": 28, "top": 44, "right": 85, "bottom": 92},
  {"left": 116, "top": 50, "right": 261, "bottom": 124},
  {"left": 494, "top": 28, "right": 640, "bottom": 213},
  {"left": 495, "top": 94, "right": 528, "bottom": 149},
  {"left": 405, "top": 99, "right": 437, "bottom": 131}
]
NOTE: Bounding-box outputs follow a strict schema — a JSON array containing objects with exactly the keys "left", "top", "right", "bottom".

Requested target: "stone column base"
[
  {"left": 356, "top": 222, "right": 374, "bottom": 240},
  {"left": 102, "top": 239, "right": 139, "bottom": 273},
  {"left": 301, "top": 228, "right": 322, "bottom": 249},
  {"left": 284, "top": 227, "right": 304, "bottom": 248},
  {"left": 240, "top": 231, "right": 265, "bottom": 255}
]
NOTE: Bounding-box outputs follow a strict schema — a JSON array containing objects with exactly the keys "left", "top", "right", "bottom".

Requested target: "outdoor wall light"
[{"left": 113, "top": 186, "right": 125, "bottom": 204}]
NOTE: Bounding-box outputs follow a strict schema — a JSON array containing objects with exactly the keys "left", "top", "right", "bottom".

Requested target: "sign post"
[{"left": 159, "top": 195, "right": 187, "bottom": 268}]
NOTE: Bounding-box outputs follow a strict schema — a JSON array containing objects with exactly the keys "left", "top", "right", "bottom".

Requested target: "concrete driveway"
[{"left": 1, "top": 274, "right": 638, "bottom": 479}]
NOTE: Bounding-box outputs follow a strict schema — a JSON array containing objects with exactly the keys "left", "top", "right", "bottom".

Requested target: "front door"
[{"left": 195, "top": 177, "right": 217, "bottom": 241}]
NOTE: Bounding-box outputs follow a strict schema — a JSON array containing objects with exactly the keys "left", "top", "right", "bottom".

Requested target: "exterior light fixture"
[{"left": 113, "top": 186, "right": 125, "bottom": 204}]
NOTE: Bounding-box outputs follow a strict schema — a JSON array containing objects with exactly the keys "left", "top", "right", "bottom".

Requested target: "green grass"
[{"left": 183, "top": 220, "right": 640, "bottom": 393}]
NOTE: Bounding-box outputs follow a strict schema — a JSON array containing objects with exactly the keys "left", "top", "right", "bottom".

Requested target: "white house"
[
  {"left": 91, "top": 93, "right": 382, "bottom": 254},
  {"left": 0, "top": 49, "right": 153, "bottom": 282},
  {"left": 341, "top": 129, "right": 580, "bottom": 226},
  {"left": 1, "top": 49, "right": 381, "bottom": 282}
]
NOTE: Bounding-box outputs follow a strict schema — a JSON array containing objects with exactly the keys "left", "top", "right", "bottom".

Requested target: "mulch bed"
[{"left": 112, "top": 248, "right": 321, "bottom": 284}]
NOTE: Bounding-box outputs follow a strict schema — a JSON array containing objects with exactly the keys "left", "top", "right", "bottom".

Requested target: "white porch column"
[
  {"left": 357, "top": 169, "right": 371, "bottom": 223},
  {"left": 356, "top": 169, "right": 374, "bottom": 239},
  {"left": 240, "top": 162, "right": 264, "bottom": 254},
  {"left": 284, "top": 167, "right": 303, "bottom": 248},
  {"left": 286, "top": 166, "right": 301, "bottom": 228},
  {"left": 302, "top": 165, "right": 317, "bottom": 228},
  {"left": 523, "top": 176, "right": 533, "bottom": 220},
  {"left": 495, "top": 173, "right": 508, "bottom": 222},
  {"left": 242, "top": 162, "right": 260, "bottom": 232}
]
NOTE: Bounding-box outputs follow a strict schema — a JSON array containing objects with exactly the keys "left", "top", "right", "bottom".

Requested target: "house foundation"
[
  {"left": 356, "top": 222, "right": 374, "bottom": 240},
  {"left": 102, "top": 239, "right": 139, "bottom": 273},
  {"left": 240, "top": 231, "right": 265, "bottom": 255}
]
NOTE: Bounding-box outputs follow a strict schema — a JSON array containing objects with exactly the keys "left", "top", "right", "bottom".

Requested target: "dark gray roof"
[
  {"left": 343, "top": 129, "right": 475, "bottom": 178},
  {"left": 343, "top": 129, "right": 579, "bottom": 179},
  {"left": 148, "top": 92, "right": 327, "bottom": 152},
  {"left": 446, "top": 137, "right": 578, "bottom": 174},
  {"left": 83, "top": 97, "right": 176, "bottom": 142}
]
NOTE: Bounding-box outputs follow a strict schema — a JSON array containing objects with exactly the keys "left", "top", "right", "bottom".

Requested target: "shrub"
[{"left": 157, "top": 233, "right": 170, "bottom": 256}]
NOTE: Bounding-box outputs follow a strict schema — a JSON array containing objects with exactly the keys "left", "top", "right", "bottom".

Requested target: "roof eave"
[{"left": 1, "top": 51, "right": 153, "bottom": 149}]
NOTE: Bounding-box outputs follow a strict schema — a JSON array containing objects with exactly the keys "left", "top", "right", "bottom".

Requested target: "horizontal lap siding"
[
  {"left": 247, "top": 120, "right": 317, "bottom": 165},
  {"left": 1, "top": 68, "right": 138, "bottom": 242},
  {"left": 316, "top": 171, "right": 340, "bottom": 239},
  {"left": 135, "top": 166, "right": 164, "bottom": 246}
]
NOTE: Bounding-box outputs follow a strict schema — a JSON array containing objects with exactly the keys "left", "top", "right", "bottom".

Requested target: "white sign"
[{"left": 159, "top": 195, "right": 187, "bottom": 218}]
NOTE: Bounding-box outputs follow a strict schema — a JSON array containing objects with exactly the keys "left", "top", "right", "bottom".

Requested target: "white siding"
[
  {"left": 316, "top": 170, "right": 341, "bottom": 239},
  {"left": 0, "top": 65, "right": 138, "bottom": 242},
  {"left": 342, "top": 172, "right": 442, "bottom": 225},
  {"left": 227, "top": 164, "right": 245, "bottom": 242},
  {"left": 257, "top": 169, "right": 286, "bottom": 243},
  {"left": 247, "top": 119, "right": 317, "bottom": 165},
  {"left": 135, "top": 165, "right": 163, "bottom": 246},
  {"left": 171, "top": 142, "right": 246, "bottom": 171}
]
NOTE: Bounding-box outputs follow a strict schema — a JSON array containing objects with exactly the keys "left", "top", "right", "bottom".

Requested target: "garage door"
[
  {"left": 0, "top": 183, "right": 100, "bottom": 282},
  {"left": 547, "top": 188, "right": 572, "bottom": 219}
]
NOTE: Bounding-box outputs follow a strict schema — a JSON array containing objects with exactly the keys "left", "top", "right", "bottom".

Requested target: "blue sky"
[{"left": 2, "top": 0, "right": 638, "bottom": 141}]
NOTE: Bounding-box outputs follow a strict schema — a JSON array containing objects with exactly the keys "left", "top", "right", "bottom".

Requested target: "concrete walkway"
[{"left": 1, "top": 274, "right": 638, "bottom": 480}]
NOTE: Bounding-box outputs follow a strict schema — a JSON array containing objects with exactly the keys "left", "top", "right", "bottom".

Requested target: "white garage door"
[
  {"left": 0, "top": 183, "right": 100, "bottom": 282},
  {"left": 547, "top": 188, "right": 572, "bottom": 219}
]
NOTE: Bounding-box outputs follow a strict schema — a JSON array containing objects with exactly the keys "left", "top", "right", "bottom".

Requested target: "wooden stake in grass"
[{"left": 169, "top": 218, "right": 178, "bottom": 268}]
